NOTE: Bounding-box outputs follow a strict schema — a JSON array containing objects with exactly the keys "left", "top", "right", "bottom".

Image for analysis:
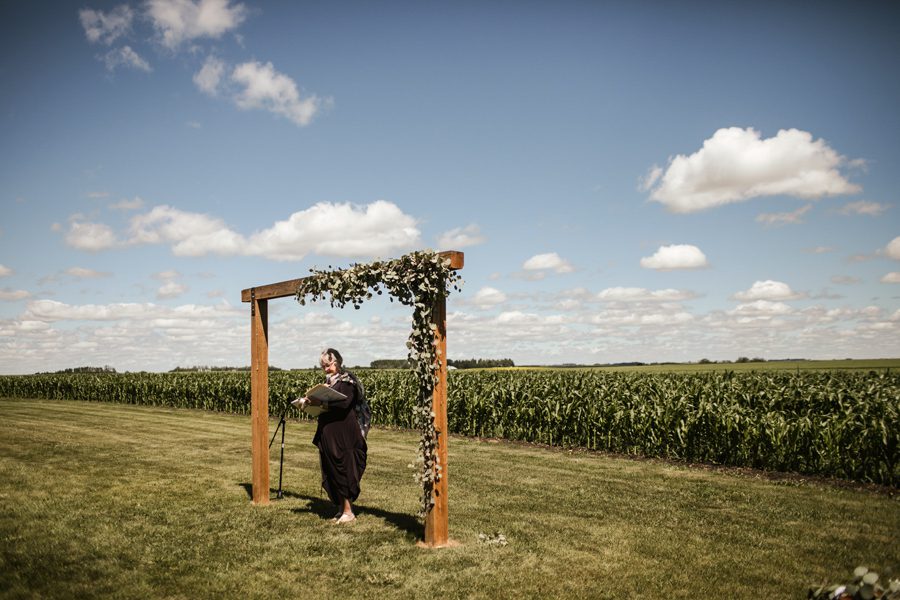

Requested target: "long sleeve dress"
[{"left": 312, "top": 375, "right": 367, "bottom": 505}]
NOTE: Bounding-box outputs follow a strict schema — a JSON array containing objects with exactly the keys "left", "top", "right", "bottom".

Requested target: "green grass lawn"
[{"left": 1, "top": 398, "right": 897, "bottom": 599}]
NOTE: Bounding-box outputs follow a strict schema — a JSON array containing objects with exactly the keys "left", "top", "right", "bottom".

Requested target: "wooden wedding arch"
[{"left": 240, "top": 250, "right": 464, "bottom": 547}]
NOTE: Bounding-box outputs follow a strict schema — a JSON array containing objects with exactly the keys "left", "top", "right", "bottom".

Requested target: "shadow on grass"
[
  {"left": 239, "top": 482, "right": 252, "bottom": 500},
  {"left": 350, "top": 502, "right": 423, "bottom": 541},
  {"left": 237, "top": 483, "right": 423, "bottom": 540}
]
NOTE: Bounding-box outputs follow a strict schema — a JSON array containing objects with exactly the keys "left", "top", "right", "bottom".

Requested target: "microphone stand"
[{"left": 268, "top": 402, "right": 291, "bottom": 500}]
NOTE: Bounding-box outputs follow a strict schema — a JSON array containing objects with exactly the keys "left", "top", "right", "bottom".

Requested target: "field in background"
[
  {"left": 2, "top": 367, "right": 897, "bottom": 487},
  {"left": 1, "top": 398, "right": 897, "bottom": 599}
]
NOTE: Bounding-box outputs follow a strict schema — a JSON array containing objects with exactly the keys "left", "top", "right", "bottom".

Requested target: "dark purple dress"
[{"left": 312, "top": 377, "right": 367, "bottom": 505}]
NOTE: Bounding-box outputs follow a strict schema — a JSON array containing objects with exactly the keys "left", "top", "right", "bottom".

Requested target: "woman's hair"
[{"left": 319, "top": 348, "right": 343, "bottom": 368}]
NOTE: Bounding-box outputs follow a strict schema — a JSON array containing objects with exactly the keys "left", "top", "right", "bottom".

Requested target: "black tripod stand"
[{"left": 268, "top": 402, "right": 292, "bottom": 500}]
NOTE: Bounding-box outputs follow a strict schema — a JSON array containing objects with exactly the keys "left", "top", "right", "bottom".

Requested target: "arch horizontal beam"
[{"left": 240, "top": 250, "right": 464, "bottom": 303}]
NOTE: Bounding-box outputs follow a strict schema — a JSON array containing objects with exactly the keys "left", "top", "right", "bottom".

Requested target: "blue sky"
[{"left": 1, "top": 1, "right": 898, "bottom": 373}]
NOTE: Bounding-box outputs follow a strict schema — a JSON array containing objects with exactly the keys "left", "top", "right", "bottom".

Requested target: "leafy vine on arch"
[{"left": 295, "top": 250, "right": 463, "bottom": 516}]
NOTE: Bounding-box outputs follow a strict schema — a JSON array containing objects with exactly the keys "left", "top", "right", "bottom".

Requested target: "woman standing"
[{"left": 298, "top": 348, "right": 367, "bottom": 523}]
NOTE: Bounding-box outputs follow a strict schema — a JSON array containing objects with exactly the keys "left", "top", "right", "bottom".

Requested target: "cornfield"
[{"left": 1, "top": 369, "right": 896, "bottom": 486}]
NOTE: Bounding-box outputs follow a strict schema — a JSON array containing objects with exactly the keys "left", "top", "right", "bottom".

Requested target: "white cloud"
[
  {"left": 437, "top": 224, "right": 486, "bottom": 249},
  {"left": 646, "top": 127, "right": 861, "bottom": 213},
  {"left": 109, "top": 197, "right": 144, "bottom": 211},
  {"left": 66, "top": 267, "right": 110, "bottom": 279},
  {"left": 231, "top": 61, "right": 323, "bottom": 127},
  {"left": 589, "top": 310, "right": 694, "bottom": 327},
  {"left": 859, "top": 305, "right": 882, "bottom": 318},
  {"left": 597, "top": 287, "right": 695, "bottom": 302},
  {"left": 246, "top": 201, "right": 420, "bottom": 260},
  {"left": 555, "top": 299, "right": 581, "bottom": 310},
  {"left": 59, "top": 201, "right": 420, "bottom": 260},
  {"left": 151, "top": 270, "right": 188, "bottom": 299},
  {"left": 496, "top": 311, "right": 545, "bottom": 325},
  {"left": 25, "top": 299, "right": 153, "bottom": 322},
  {"left": 65, "top": 220, "right": 118, "bottom": 251},
  {"left": 0, "top": 289, "right": 31, "bottom": 301},
  {"left": 3, "top": 298, "right": 420, "bottom": 373},
  {"left": 729, "top": 300, "right": 793, "bottom": 316},
  {"left": 38, "top": 267, "right": 112, "bottom": 285},
  {"left": 147, "top": 0, "right": 248, "bottom": 49},
  {"left": 885, "top": 236, "right": 900, "bottom": 260},
  {"left": 882, "top": 272, "right": 900, "bottom": 284},
  {"left": 6, "top": 289, "right": 900, "bottom": 373},
  {"left": 102, "top": 46, "right": 152, "bottom": 72},
  {"left": 523, "top": 252, "right": 574, "bottom": 273},
  {"left": 830, "top": 275, "right": 860, "bottom": 285},
  {"left": 23, "top": 299, "right": 239, "bottom": 323},
  {"left": 194, "top": 55, "right": 226, "bottom": 96},
  {"left": 0, "top": 264, "right": 11, "bottom": 277},
  {"left": 471, "top": 287, "right": 508, "bottom": 308},
  {"left": 153, "top": 270, "right": 181, "bottom": 280},
  {"left": 756, "top": 203, "right": 812, "bottom": 227},
  {"left": 838, "top": 200, "right": 891, "bottom": 216},
  {"left": 8, "top": 320, "right": 51, "bottom": 333},
  {"left": 733, "top": 280, "right": 804, "bottom": 301},
  {"left": 79, "top": 5, "right": 134, "bottom": 45},
  {"left": 87, "top": 191, "right": 111, "bottom": 199},
  {"left": 804, "top": 246, "right": 835, "bottom": 254},
  {"left": 640, "top": 244, "right": 708, "bottom": 271},
  {"left": 549, "top": 288, "right": 592, "bottom": 310},
  {"left": 128, "top": 205, "right": 244, "bottom": 256},
  {"left": 194, "top": 58, "right": 327, "bottom": 127},
  {"left": 560, "top": 288, "right": 594, "bottom": 301},
  {"left": 157, "top": 281, "right": 188, "bottom": 299},
  {"left": 638, "top": 165, "right": 663, "bottom": 192}
]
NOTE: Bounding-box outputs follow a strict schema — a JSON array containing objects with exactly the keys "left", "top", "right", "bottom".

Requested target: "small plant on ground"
[{"left": 809, "top": 566, "right": 900, "bottom": 600}]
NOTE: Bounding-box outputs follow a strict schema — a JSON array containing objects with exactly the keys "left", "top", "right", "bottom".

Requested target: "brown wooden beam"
[
  {"left": 240, "top": 250, "right": 464, "bottom": 302},
  {"left": 250, "top": 295, "right": 270, "bottom": 505},
  {"left": 424, "top": 291, "right": 451, "bottom": 547}
]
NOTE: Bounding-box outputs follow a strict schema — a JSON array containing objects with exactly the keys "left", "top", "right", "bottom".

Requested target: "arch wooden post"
[
  {"left": 250, "top": 290, "right": 270, "bottom": 505},
  {"left": 424, "top": 289, "right": 450, "bottom": 546}
]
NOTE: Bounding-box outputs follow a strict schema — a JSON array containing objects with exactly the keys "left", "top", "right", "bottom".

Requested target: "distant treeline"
[
  {"left": 369, "top": 358, "right": 516, "bottom": 369},
  {"left": 37, "top": 366, "right": 119, "bottom": 374},
  {"left": 701, "top": 357, "right": 767, "bottom": 364},
  {"left": 549, "top": 357, "right": 777, "bottom": 368},
  {"left": 37, "top": 357, "right": 822, "bottom": 376},
  {"left": 369, "top": 359, "right": 415, "bottom": 369},
  {"left": 449, "top": 358, "right": 515, "bottom": 369},
  {"left": 169, "top": 366, "right": 284, "bottom": 372}
]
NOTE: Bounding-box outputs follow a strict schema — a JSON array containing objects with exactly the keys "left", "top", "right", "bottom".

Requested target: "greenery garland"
[{"left": 295, "top": 250, "right": 463, "bottom": 516}]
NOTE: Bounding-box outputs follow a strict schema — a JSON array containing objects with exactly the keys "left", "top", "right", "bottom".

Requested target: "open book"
[{"left": 291, "top": 384, "right": 347, "bottom": 417}]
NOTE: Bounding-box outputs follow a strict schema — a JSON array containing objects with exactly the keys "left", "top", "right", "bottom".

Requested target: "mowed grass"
[{"left": 1, "top": 398, "right": 897, "bottom": 599}]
